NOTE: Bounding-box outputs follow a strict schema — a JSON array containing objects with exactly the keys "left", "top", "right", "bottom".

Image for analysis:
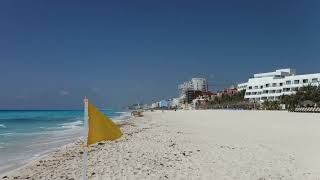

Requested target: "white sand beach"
[{"left": 2, "top": 110, "right": 320, "bottom": 179}]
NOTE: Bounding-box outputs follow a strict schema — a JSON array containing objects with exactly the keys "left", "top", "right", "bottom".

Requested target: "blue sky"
[{"left": 1, "top": 0, "right": 320, "bottom": 109}]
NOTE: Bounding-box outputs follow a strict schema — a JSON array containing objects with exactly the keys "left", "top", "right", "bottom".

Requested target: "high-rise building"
[
  {"left": 191, "top": 78, "right": 208, "bottom": 92},
  {"left": 178, "top": 78, "right": 208, "bottom": 104},
  {"left": 179, "top": 78, "right": 208, "bottom": 93}
]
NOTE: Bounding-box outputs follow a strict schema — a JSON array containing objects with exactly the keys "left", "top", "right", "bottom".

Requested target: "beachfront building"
[
  {"left": 150, "top": 98, "right": 181, "bottom": 109},
  {"left": 178, "top": 77, "right": 209, "bottom": 105},
  {"left": 178, "top": 78, "right": 208, "bottom": 94},
  {"left": 171, "top": 98, "right": 180, "bottom": 108},
  {"left": 192, "top": 91, "right": 217, "bottom": 109},
  {"left": 159, "top": 100, "right": 169, "bottom": 108},
  {"left": 223, "top": 86, "right": 239, "bottom": 96},
  {"left": 191, "top": 78, "right": 208, "bottom": 92},
  {"left": 182, "top": 90, "right": 214, "bottom": 104},
  {"left": 239, "top": 68, "right": 320, "bottom": 102},
  {"left": 151, "top": 102, "right": 159, "bottom": 109}
]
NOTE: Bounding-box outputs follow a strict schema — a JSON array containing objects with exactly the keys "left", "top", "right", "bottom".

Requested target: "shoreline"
[
  {"left": 1, "top": 117, "right": 136, "bottom": 179},
  {"left": 2, "top": 110, "right": 320, "bottom": 179},
  {"left": 0, "top": 130, "right": 83, "bottom": 176},
  {"left": 0, "top": 139, "right": 82, "bottom": 177},
  {"left": 1, "top": 140, "right": 85, "bottom": 179},
  {"left": 0, "top": 114, "right": 133, "bottom": 177}
]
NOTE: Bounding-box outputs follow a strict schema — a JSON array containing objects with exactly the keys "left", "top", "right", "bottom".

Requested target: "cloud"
[{"left": 59, "top": 90, "right": 70, "bottom": 96}]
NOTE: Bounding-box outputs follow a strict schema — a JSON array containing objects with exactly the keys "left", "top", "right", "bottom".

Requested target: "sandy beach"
[{"left": 2, "top": 110, "right": 320, "bottom": 179}]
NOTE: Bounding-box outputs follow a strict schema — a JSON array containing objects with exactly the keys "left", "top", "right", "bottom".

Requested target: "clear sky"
[{"left": 1, "top": 0, "right": 320, "bottom": 110}]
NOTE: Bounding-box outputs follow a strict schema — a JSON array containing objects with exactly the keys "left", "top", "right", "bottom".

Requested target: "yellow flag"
[{"left": 87, "top": 102, "right": 123, "bottom": 146}]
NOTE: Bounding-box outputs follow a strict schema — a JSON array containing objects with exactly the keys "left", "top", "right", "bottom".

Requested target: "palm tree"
[{"left": 281, "top": 84, "right": 320, "bottom": 110}]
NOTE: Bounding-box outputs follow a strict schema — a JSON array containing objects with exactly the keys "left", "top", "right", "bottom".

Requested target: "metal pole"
[{"left": 82, "top": 98, "right": 89, "bottom": 180}]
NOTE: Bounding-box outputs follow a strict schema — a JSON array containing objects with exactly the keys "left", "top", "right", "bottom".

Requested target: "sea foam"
[{"left": 59, "top": 120, "right": 83, "bottom": 129}]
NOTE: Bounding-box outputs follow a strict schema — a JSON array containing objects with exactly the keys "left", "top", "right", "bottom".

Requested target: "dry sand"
[{"left": 1, "top": 110, "right": 320, "bottom": 179}]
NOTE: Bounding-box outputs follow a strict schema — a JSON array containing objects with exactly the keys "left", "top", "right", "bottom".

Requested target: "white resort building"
[{"left": 238, "top": 69, "right": 320, "bottom": 102}]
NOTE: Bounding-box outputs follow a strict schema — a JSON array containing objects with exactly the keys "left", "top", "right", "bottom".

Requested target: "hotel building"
[
  {"left": 178, "top": 78, "right": 208, "bottom": 104},
  {"left": 239, "top": 69, "right": 320, "bottom": 102},
  {"left": 179, "top": 78, "right": 208, "bottom": 93}
]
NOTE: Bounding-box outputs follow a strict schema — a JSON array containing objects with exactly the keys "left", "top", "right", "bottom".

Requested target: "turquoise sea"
[{"left": 0, "top": 110, "right": 129, "bottom": 174}]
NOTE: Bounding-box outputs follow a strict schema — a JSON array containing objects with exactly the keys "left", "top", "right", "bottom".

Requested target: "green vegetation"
[
  {"left": 262, "top": 101, "right": 281, "bottom": 110},
  {"left": 207, "top": 90, "right": 256, "bottom": 109},
  {"left": 214, "top": 90, "right": 245, "bottom": 104},
  {"left": 203, "top": 85, "right": 320, "bottom": 111},
  {"left": 281, "top": 85, "right": 320, "bottom": 111}
]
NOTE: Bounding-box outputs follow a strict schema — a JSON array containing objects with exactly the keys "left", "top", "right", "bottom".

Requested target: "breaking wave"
[{"left": 59, "top": 120, "right": 83, "bottom": 129}]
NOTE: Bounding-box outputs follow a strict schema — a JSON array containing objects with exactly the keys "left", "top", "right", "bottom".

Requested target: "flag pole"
[{"left": 82, "top": 98, "right": 89, "bottom": 180}]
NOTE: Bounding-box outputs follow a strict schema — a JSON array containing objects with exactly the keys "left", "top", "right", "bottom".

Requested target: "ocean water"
[{"left": 0, "top": 110, "right": 129, "bottom": 174}]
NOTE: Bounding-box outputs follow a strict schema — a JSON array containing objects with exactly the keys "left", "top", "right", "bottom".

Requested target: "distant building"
[
  {"left": 159, "top": 100, "right": 169, "bottom": 108},
  {"left": 178, "top": 77, "right": 209, "bottom": 104},
  {"left": 169, "top": 98, "right": 180, "bottom": 108},
  {"left": 192, "top": 97, "right": 207, "bottom": 110},
  {"left": 178, "top": 81, "right": 192, "bottom": 94},
  {"left": 150, "top": 98, "right": 180, "bottom": 109},
  {"left": 127, "top": 103, "right": 144, "bottom": 110},
  {"left": 223, "top": 87, "right": 238, "bottom": 96},
  {"left": 192, "top": 91, "right": 218, "bottom": 109},
  {"left": 191, "top": 78, "right": 208, "bottom": 92},
  {"left": 216, "top": 91, "right": 223, "bottom": 97},
  {"left": 179, "top": 78, "right": 208, "bottom": 93},
  {"left": 186, "top": 90, "right": 204, "bottom": 103},
  {"left": 239, "top": 68, "right": 320, "bottom": 102},
  {"left": 237, "top": 82, "right": 248, "bottom": 91},
  {"left": 151, "top": 102, "right": 159, "bottom": 109}
]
